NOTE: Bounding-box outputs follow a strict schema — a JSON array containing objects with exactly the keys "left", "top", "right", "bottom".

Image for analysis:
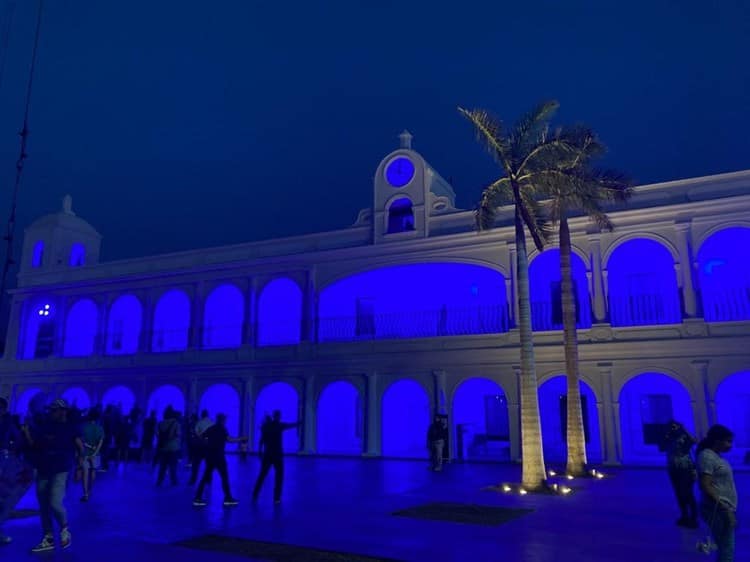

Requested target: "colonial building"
[{"left": 1, "top": 132, "right": 749, "bottom": 466}]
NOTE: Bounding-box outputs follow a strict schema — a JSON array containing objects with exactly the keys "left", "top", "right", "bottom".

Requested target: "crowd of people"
[{"left": 0, "top": 396, "right": 299, "bottom": 554}]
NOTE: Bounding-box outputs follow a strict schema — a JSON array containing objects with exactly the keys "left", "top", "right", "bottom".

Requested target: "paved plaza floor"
[{"left": 1, "top": 456, "right": 748, "bottom": 561}]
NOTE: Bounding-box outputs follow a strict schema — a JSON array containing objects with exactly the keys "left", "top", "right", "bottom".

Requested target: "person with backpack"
[
  {"left": 156, "top": 407, "right": 180, "bottom": 486},
  {"left": 192, "top": 413, "right": 247, "bottom": 507}
]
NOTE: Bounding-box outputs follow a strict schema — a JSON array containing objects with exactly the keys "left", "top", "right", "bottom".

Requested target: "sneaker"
[
  {"left": 193, "top": 498, "right": 207, "bottom": 507},
  {"left": 0, "top": 534, "right": 11, "bottom": 545},
  {"left": 273, "top": 499, "right": 281, "bottom": 505},
  {"left": 223, "top": 498, "right": 239, "bottom": 506},
  {"left": 31, "top": 534, "right": 55, "bottom": 553},
  {"left": 60, "top": 528, "right": 71, "bottom": 549}
]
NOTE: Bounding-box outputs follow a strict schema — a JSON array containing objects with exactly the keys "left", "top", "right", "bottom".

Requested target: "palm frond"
[
  {"left": 457, "top": 107, "right": 511, "bottom": 171},
  {"left": 509, "top": 100, "right": 560, "bottom": 167},
  {"left": 516, "top": 184, "right": 553, "bottom": 251},
  {"left": 475, "top": 177, "right": 512, "bottom": 231}
]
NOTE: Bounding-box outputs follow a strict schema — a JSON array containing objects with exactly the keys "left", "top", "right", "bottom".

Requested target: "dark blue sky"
[{"left": 0, "top": 0, "right": 748, "bottom": 261}]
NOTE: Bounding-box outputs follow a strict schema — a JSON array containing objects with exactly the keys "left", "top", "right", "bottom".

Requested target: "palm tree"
[
  {"left": 537, "top": 129, "right": 631, "bottom": 476},
  {"left": 459, "top": 101, "right": 575, "bottom": 490}
]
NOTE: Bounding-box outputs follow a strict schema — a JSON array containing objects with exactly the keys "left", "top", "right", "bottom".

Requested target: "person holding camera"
[{"left": 663, "top": 420, "right": 698, "bottom": 528}]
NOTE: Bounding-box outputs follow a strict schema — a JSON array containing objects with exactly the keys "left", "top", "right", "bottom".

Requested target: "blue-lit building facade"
[{"left": 1, "top": 133, "right": 749, "bottom": 467}]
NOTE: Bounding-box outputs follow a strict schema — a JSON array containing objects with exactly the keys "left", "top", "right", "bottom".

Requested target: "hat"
[{"left": 49, "top": 398, "right": 70, "bottom": 410}]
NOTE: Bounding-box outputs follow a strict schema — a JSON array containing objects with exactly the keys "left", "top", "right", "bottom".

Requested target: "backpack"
[{"left": 157, "top": 419, "right": 178, "bottom": 449}]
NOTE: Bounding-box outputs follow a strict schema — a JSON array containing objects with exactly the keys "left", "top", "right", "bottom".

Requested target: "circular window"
[{"left": 385, "top": 156, "right": 415, "bottom": 188}]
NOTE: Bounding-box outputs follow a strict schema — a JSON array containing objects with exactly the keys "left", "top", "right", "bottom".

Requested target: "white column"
[
  {"left": 589, "top": 236, "right": 607, "bottom": 323},
  {"left": 302, "top": 375, "right": 316, "bottom": 453},
  {"left": 96, "top": 296, "right": 110, "bottom": 355},
  {"left": 690, "top": 360, "right": 713, "bottom": 434},
  {"left": 675, "top": 223, "right": 697, "bottom": 318},
  {"left": 240, "top": 377, "right": 254, "bottom": 443},
  {"left": 53, "top": 297, "right": 69, "bottom": 357},
  {"left": 364, "top": 373, "right": 381, "bottom": 456},
  {"left": 598, "top": 362, "right": 620, "bottom": 465},
  {"left": 433, "top": 370, "right": 447, "bottom": 414}
]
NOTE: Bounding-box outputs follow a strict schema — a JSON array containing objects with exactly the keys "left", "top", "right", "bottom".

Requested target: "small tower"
[
  {"left": 19, "top": 195, "right": 102, "bottom": 280},
  {"left": 371, "top": 131, "right": 457, "bottom": 243}
]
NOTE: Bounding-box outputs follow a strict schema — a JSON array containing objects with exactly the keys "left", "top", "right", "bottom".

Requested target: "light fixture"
[
  {"left": 37, "top": 304, "right": 51, "bottom": 317},
  {"left": 502, "top": 484, "right": 511, "bottom": 492},
  {"left": 548, "top": 470, "right": 557, "bottom": 477},
  {"left": 519, "top": 489, "right": 528, "bottom": 495}
]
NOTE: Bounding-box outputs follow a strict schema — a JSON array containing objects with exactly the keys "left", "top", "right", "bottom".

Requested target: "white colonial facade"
[{"left": 1, "top": 133, "right": 749, "bottom": 467}]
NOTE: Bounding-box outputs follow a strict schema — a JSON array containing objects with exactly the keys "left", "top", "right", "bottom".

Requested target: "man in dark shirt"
[
  {"left": 252, "top": 410, "right": 300, "bottom": 504},
  {"left": 24, "top": 399, "right": 82, "bottom": 553},
  {"left": 192, "top": 413, "right": 247, "bottom": 507}
]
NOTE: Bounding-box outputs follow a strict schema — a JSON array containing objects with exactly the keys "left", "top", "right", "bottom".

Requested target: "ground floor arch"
[
  {"left": 381, "top": 378, "right": 430, "bottom": 458},
  {"left": 619, "top": 372, "right": 693, "bottom": 464},
  {"left": 147, "top": 384, "right": 185, "bottom": 418},
  {"left": 14, "top": 387, "right": 44, "bottom": 419},
  {"left": 61, "top": 386, "right": 91, "bottom": 411},
  {"left": 254, "top": 381, "right": 300, "bottom": 453},
  {"left": 101, "top": 385, "right": 136, "bottom": 416},
  {"left": 200, "top": 383, "right": 241, "bottom": 437},
  {"left": 317, "top": 380, "right": 363, "bottom": 455},
  {"left": 538, "top": 376, "right": 602, "bottom": 465},
  {"left": 451, "top": 377, "right": 509, "bottom": 461},
  {"left": 715, "top": 370, "right": 750, "bottom": 464}
]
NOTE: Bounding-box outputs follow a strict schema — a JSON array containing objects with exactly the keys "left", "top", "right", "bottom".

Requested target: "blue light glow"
[
  {"left": 529, "top": 249, "right": 592, "bottom": 330},
  {"left": 715, "top": 370, "right": 750, "bottom": 463},
  {"left": 452, "top": 377, "right": 508, "bottom": 461},
  {"left": 69, "top": 243, "right": 86, "bottom": 267},
  {"left": 318, "top": 262, "right": 509, "bottom": 341},
  {"left": 696, "top": 227, "right": 750, "bottom": 322},
  {"left": 63, "top": 299, "right": 99, "bottom": 357},
  {"left": 101, "top": 385, "right": 136, "bottom": 415},
  {"left": 13, "top": 387, "right": 41, "bottom": 419},
  {"left": 32, "top": 241, "right": 44, "bottom": 268},
  {"left": 106, "top": 295, "right": 142, "bottom": 355},
  {"left": 316, "top": 380, "right": 362, "bottom": 455},
  {"left": 200, "top": 383, "right": 240, "bottom": 436},
  {"left": 254, "top": 381, "right": 299, "bottom": 452},
  {"left": 387, "top": 197, "right": 415, "bottom": 233},
  {"left": 61, "top": 387, "right": 91, "bottom": 410},
  {"left": 152, "top": 289, "right": 190, "bottom": 352},
  {"left": 203, "top": 284, "right": 244, "bottom": 349},
  {"left": 538, "top": 375, "right": 602, "bottom": 464},
  {"left": 148, "top": 384, "right": 185, "bottom": 418},
  {"left": 607, "top": 239, "right": 681, "bottom": 326},
  {"left": 385, "top": 156, "right": 415, "bottom": 187},
  {"left": 257, "top": 278, "right": 302, "bottom": 346},
  {"left": 21, "top": 299, "right": 55, "bottom": 359},
  {"left": 618, "top": 372, "right": 693, "bottom": 464},
  {"left": 381, "top": 379, "right": 430, "bottom": 458}
]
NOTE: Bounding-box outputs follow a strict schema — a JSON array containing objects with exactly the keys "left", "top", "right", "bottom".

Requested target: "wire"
[{"left": 0, "top": 0, "right": 45, "bottom": 317}]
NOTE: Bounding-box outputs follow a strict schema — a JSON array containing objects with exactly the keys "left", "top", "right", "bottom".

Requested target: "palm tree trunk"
[
  {"left": 560, "top": 217, "right": 587, "bottom": 475},
  {"left": 513, "top": 198, "right": 546, "bottom": 490}
]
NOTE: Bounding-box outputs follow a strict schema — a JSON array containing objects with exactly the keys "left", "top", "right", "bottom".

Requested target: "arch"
[
  {"left": 386, "top": 196, "right": 415, "bottom": 234},
  {"left": 152, "top": 289, "right": 191, "bottom": 352},
  {"left": 106, "top": 295, "right": 142, "bottom": 355},
  {"left": 607, "top": 238, "right": 680, "bottom": 326},
  {"left": 529, "top": 248, "right": 592, "bottom": 330},
  {"left": 61, "top": 387, "right": 91, "bottom": 411},
  {"left": 618, "top": 372, "right": 693, "bottom": 464},
  {"left": 316, "top": 380, "right": 362, "bottom": 455},
  {"left": 538, "top": 375, "right": 602, "bottom": 465},
  {"left": 381, "top": 378, "right": 430, "bottom": 458},
  {"left": 199, "top": 383, "right": 240, "bottom": 436},
  {"left": 69, "top": 243, "right": 86, "bottom": 267},
  {"left": 695, "top": 226, "right": 750, "bottom": 322},
  {"left": 254, "top": 381, "right": 300, "bottom": 453},
  {"left": 203, "top": 283, "right": 245, "bottom": 349},
  {"left": 257, "top": 278, "right": 302, "bottom": 346},
  {"left": 318, "top": 262, "right": 509, "bottom": 342},
  {"left": 21, "top": 299, "right": 56, "bottom": 359},
  {"left": 451, "top": 377, "right": 509, "bottom": 462},
  {"left": 63, "top": 298, "right": 99, "bottom": 357},
  {"left": 13, "top": 387, "right": 43, "bottom": 419},
  {"left": 147, "top": 384, "right": 185, "bottom": 418},
  {"left": 715, "top": 370, "right": 750, "bottom": 463},
  {"left": 101, "top": 385, "right": 136, "bottom": 416},
  {"left": 32, "top": 240, "right": 44, "bottom": 268}
]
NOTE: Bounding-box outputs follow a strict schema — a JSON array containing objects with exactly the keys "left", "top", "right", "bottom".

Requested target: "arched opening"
[
  {"left": 200, "top": 383, "right": 240, "bottom": 437},
  {"left": 607, "top": 239, "right": 681, "bottom": 326},
  {"left": 106, "top": 295, "right": 142, "bottom": 355},
  {"left": 451, "top": 377, "right": 509, "bottom": 462},
  {"left": 21, "top": 300, "right": 56, "bottom": 359},
  {"left": 529, "top": 249, "right": 592, "bottom": 330},
  {"left": 203, "top": 284, "right": 245, "bottom": 349},
  {"left": 152, "top": 289, "right": 191, "bottom": 352},
  {"left": 696, "top": 227, "right": 750, "bottom": 322},
  {"left": 381, "top": 379, "right": 430, "bottom": 458},
  {"left": 101, "top": 385, "right": 136, "bottom": 416},
  {"left": 387, "top": 197, "right": 415, "bottom": 233},
  {"left": 69, "top": 243, "right": 86, "bottom": 267},
  {"left": 316, "top": 381, "right": 362, "bottom": 455},
  {"left": 63, "top": 299, "right": 99, "bottom": 357},
  {"left": 14, "top": 387, "right": 43, "bottom": 419},
  {"left": 32, "top": 240, "right": 44, "bottom": 267},
  {"left": 257, "top": 278, "right": 302, "bottom": 346},
  {"left": 254, "top": 381, "right": 299, "bottom": 453},
  {"left": 619, "top": 372, "right": 693, "bottom": 464},
  {"left": 538, "top": 376, "right": 602, "bottom": 465},
  {"left": 147, "top": 385, "right": 185, "bottom": 419},
  {"left": 61, "top": 387, "right": 91, "bottom": 411},
  {"left": 715, "top": 370, "right": 750, "bottom": 464},
  {"left": 319, "top": 263, "right": 509, "bottom": 342}
]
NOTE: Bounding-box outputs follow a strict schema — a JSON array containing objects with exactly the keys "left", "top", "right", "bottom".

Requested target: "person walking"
[
  {"left": 156, "top": 408, "right": 180, "bottom": 486},
  {"left": 252, "top": 410, "right": 299, "bottom": 504},
  {"left": 662, "top": 420, "right": 698, "bottom": 528},
  {"left": 188, "top": 410, "right": 213, "bottom": 486},
  {"left": 78, "top": 409, "right": 104, "bottom": 502},
  {"left": 427, "top": 415, "right": 445, "bottom": 471},
  {"left": 697, "top": 424, "right": 738, "bottom": 562},
  {"left": 23, "top": 399, "right": 82, "bottom": 553},
  {"left": 192, "top": 413, "right": 247, "bottom": 507}
]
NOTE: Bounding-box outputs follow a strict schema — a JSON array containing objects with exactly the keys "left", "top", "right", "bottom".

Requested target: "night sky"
[{"left": 0, "top": 0, "right": 747, "bottom": 263}]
